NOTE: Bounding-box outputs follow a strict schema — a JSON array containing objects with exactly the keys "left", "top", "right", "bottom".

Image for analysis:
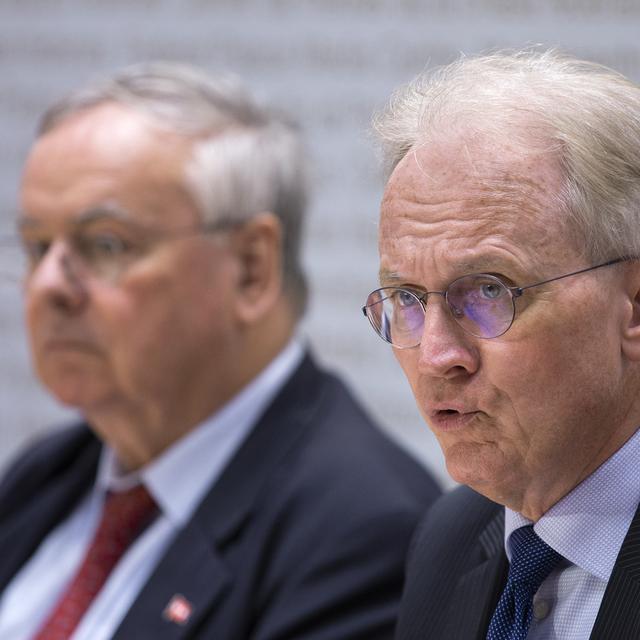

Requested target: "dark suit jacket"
[
  {"left": 0, "top": 354, "right": 440, "bottom": 639},
  {"left": 396, "top": 485, "right": 640, "bottom": 640}
]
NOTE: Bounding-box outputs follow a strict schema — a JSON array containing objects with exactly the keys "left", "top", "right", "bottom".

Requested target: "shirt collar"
[
  {"left": 504, "top": 427, "right": 640, "bottom": 581},
  {"left": 98, "top": 336, "right": 305, "bottom": 526}
]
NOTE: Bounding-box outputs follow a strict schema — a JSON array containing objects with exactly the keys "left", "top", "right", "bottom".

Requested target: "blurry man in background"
[
  {"left": 363, "top": 50, "right": 640, "bottom": 639},
  {"left": 0, "top": 62, "right": 439, "bottom": 640}
]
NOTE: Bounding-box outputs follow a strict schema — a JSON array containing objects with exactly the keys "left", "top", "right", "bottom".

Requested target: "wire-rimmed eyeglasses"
[
  {"left": 0, "top": 214, "right": 236, "bottom": 286},
  {"left": 362, "top": 257, "right": 631, "bottom": 347}
]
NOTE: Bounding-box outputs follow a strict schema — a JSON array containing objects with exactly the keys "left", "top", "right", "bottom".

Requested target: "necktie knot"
[
  {"left": 508, "top": 525, "right": 563, "bottom": 591},
  {"left": 487, "top": 525, "right": 563, "bottom": 640},
  {"left": 100, "top": 485, "right": 158, "bottom": 548}
]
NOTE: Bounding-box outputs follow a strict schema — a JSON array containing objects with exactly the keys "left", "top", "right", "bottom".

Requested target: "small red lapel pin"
[{"left": 163, "top": 593, "right": 193, "bottom": 625}]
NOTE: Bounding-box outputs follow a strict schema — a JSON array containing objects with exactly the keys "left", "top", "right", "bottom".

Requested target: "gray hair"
[
  {"left": 374, "top": 49, "right": 640, "bottom": 262},
  {"left": 39, "top": 62, "right": 308, "bottom": 316}
]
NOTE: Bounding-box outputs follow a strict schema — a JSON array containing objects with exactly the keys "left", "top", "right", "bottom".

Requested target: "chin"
[
  {"left": 449, "top": 456, "right": 526, "bottom": 509},
  {"left": 444, "top": 444, "right": 510, "bottom": 492},
  {"left": 446, "top": 461, "right": 486, "bottom": 487},
  {"left": 37, "top": 365, "right": 109, "bottom": 411},
  {"left": 47, "top": 382, "right": 96, "bottom": 409}
]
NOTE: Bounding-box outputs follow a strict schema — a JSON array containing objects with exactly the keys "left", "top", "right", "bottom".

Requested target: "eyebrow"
[
  {"left": 378, "top": 269, "right": 405, "bottom": 286},
  {"left": 18, "top": 203, "right": 133, "bottom": 232},
  {"left": 378, "top": 259, "right": 515, "bottom": 286}
]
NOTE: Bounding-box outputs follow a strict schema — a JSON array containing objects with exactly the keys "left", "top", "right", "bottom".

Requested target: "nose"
[
  {"left": 25, "top": 240, "right": 89, "bottom": 313},
  {"left": 416, "top": 295, "right": 480, "bottom": 379}
]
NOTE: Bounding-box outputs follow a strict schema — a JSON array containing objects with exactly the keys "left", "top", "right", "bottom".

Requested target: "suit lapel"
[
  {"left": 194, "top": 354, "right": 325, "bottom": 545},
  {"left": 590, "top": 500, "right": 640, "bottom": 639},
  {"left": 0, "top": 426, "right": 100, "bottom": 591},
  {"left": 113, "top": 519, "right": 232, "bottom": 639},
  {"left": 115, "top": 355, "right": 327, "bottom": 639},
  {"left": 443, "top": 510, "right": 508, "bottom": 640}
]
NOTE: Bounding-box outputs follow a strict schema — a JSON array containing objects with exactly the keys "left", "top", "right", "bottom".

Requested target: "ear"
[
  {"left": 620, "top": 262, "right": 640, "bottom": 361},
  {"left": 230, "top": 212, "right": 284, "bottom": 324}
]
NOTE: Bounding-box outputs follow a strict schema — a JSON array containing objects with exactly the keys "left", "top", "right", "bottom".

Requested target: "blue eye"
[
  {"left": 395, "top": 289, "right": 420, "bottom": 307},
  {"left": 480, "top": 282, "right": 505, "bottom": 299}
]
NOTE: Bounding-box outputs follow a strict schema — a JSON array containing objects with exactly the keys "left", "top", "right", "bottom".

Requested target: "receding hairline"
[{"left": 30, "top": 61, "right": 310, "bottom": 316}]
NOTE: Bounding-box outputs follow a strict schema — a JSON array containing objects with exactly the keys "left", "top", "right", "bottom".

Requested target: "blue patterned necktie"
[{"left": 486, "top": 525, "right": 563, "bottom": 640}]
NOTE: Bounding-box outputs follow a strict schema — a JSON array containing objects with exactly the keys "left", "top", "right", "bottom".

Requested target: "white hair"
[
  {"left": 374, "top": 49, "right": 640, "bottom": 261},
  {"left": 39, "top": 61, "right": 308, "bottom": 315}
]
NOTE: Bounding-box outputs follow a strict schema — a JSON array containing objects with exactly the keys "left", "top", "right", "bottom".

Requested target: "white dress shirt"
[
  {"left": 504, "top": 426, "right": 640, "bottom": 639},
  {"left": 0, "top": 338, "right": 304, "bottom": 640}
]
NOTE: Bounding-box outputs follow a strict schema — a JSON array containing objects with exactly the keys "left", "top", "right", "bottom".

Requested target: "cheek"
[
  {"left": 103, "top": 273, "right": 232, "bottom": 378},
  {"left": 490, "top": 312, "right": 622, "bottom": 436},
  {"left": 24, "top": 289, "right": 45, "bottom": 338},
  {"left": 101, "top": 290, "right": 184, "bottom": 359}
]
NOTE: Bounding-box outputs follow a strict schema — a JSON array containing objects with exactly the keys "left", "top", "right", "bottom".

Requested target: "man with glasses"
[
  {"left": 364, "top": 50, "right": 640, "bottom": 639},
  {"left": 0, "top": 63, "right": 439, "bottom": 640}
]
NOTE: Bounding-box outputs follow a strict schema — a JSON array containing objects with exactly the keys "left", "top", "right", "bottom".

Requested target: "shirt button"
[{"left": 533, "top": 599, "right": 551, "bottom": 620}]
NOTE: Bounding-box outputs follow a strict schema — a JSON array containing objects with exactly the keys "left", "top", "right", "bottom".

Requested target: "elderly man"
[
  {"left": 0, "top": 63, "right": 440, "bottom": 640},
  {"left": 362, "top": 50, "right": 640, "bottom": 639}
]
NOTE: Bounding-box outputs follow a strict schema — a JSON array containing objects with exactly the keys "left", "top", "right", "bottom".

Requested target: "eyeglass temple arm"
[{"left": 510, "top": 257, "right": 633, "bottom": 297}]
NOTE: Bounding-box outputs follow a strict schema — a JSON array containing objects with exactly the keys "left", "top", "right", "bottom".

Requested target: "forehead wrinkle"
[
  {"left": 383, "top": 160, "right": 556, "bottom": 232},
  {"left": 379, "top": 143, "right": 573, "bottom": 289},
  {"left": 475, "top": 172, "right": 553, "bottom": 214},
  {"left": 388, "top": 170, "right": 554, "bottom": 231},
  {"left": 461, "top": 160, "right": 553, "bottom": 211}
]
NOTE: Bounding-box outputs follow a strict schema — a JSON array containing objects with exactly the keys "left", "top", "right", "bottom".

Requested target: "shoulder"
[
  {"left": 409, "top": 485, "right": 502, "bottom": 569},
  {"left": 401, "top": 486, "right": 502, "bottom": 612},
  {"left": 0, "top": 423, "right": 99, "bottom": 514},
  {"left": 225, "top": 356, "right": 441, "bottom": 638},
  {"left": 415, "top": 484, "right": 502, "bottom": 541},
  {"left": 246, "top": 354, "right": 442, "bottom": 581},
  {"left": 396, "top": 488, "right": 504, "bottom": 640},
  {"left": 270, "top": 354, "right": 441, "bottom": 524}
]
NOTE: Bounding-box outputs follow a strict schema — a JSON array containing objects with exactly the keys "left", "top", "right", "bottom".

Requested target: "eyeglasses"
[
  {"left": 363, "top": 257, "right": 631, "bottom": 347},
  {"left": 0, "top": 217, "right": 233, "bottom": 286}
]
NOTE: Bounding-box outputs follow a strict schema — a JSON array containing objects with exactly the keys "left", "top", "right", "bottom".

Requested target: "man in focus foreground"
[{"left": 363, "top": 50, "right": 640, "bottom": 639}]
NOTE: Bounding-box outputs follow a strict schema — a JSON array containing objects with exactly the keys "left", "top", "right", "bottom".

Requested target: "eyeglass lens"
[
  {"left": 365, "top": 274, "right": 516, "bottom": 347},
  {"left": 17, "top": 233, "right": 138, "bottom": 284}
]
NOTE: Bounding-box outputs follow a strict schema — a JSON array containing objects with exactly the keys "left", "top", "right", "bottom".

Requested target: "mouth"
[
  {"left": 429, "top": 408, "right": 481, "bottom": 431},
  {"left": 39, "top": 338, "right": 98, "bottom": 354}
]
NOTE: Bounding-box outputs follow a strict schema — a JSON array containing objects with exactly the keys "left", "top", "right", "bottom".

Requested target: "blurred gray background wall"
[{"left": 1, "top": 0, "right": 638, "bottom": 487}]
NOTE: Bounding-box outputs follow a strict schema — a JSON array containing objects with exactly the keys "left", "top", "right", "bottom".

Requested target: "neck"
[
  {"left": 86, "top": 307, "right": 297, "bottom": 471},
  {"left": 505, "top": 424, "right": 640, "bottom": 521}
]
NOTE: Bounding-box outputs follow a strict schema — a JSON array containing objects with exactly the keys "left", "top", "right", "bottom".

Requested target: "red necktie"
[{"left": 33, "top": 485, "right": 157, "bottom": 640}]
